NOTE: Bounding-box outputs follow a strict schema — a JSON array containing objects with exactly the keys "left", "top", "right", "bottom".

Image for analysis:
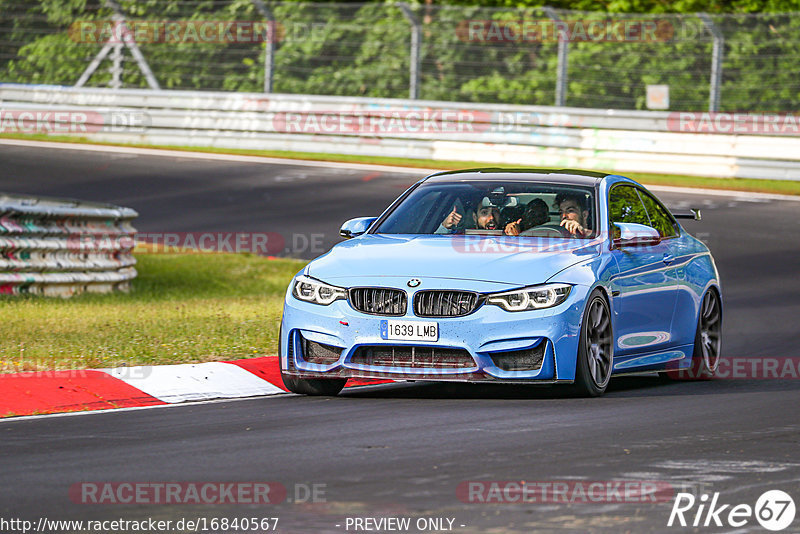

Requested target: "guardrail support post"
[
  {"left": 110, "top": 44, "right": 123, "bottom": 89},
  {"left": 543, "top": 7, "right": 568, "bottom": 107},
  {"left": 77, "top": 0, "right": 160, "bottom": 89},
  {"left": 398, "top": 3, "right": 422, "bottom": 100},
  {"left": 252, "top": 0, "right": 276, "bottom": 93},
  {"left": 698, "top": 13, "right": 724, "bottom": 113},
  {"left": 105, "top": 0, "right": 160, "bottom": 89},
  {"left": 76, "top": 43, "right": 113, "bottom": 87}
]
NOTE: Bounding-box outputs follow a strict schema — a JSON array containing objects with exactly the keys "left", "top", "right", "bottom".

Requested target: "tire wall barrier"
[{"left": 0, "top": 193, "right": 137, "bottom": 297}]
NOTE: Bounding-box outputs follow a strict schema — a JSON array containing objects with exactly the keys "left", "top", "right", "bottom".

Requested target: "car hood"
[{"left": 307, "top": 234, "right": 602, "bottom": 287}]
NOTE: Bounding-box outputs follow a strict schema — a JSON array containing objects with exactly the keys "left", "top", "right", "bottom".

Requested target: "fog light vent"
[
  {"left": 301, "top": 336, "right": 342, "bottom": 365},
  {"left": 490, "top": 343, "right": 545, "bottom": 371}
]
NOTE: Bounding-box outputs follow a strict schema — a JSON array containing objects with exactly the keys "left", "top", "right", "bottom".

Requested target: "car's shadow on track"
[{"left": 339, "top": 374, "right": 800, "bottom": 400}]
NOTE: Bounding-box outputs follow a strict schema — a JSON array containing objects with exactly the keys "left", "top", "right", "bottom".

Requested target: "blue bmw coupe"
[{"left": 280, "top": 169, "right": 722, "bottom": 397}]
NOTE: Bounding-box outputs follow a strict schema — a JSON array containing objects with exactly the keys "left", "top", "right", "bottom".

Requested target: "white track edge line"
[
  {"left": 0, "top": 138, "right": 434, "bottom": 175},
  {"left": 0, "top": 382, "right": 403, "bottom": 424},
  {"left": 0, "top": 393, "right": 291, "bottom": 423},
  {"left": 2, "top": 138, "right": 799, "bottom": 201}
]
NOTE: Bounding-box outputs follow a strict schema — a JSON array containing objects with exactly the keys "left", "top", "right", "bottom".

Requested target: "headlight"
[
  {"left": 486, "top": 283, "right": 572, "bottom": 312},
  {"left": 292, "top": 275, "right": 347, "bottom": 305}
]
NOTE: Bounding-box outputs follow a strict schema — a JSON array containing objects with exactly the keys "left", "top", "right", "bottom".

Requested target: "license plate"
[{"left": 380, "top": 320, "right": 439, "bottom": 342}]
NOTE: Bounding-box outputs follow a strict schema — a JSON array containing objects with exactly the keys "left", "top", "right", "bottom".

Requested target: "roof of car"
[{"left": 423, "top": 168, "right": 611, "bottom": 186}]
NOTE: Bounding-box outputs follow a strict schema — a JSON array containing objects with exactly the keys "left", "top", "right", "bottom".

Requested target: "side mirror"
[
  {"left": 612, "top": 222, "right": 662, "bottom": 249},
  {"left": 340, "top": 217, "right": 377, "bottom": 239}
]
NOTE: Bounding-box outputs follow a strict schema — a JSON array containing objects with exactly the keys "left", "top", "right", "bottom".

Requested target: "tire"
[
  {"left": 661, "top": 288, "right": 722, "bottom": 381},
  {"left": 280, "top": 370, "right": 347, "bottom": 396},
  {"left": 571, "top": 289, "right": 614, "bottom": 397}
]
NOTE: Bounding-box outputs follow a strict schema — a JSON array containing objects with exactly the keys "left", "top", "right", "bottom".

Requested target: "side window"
[
  {"left": 638, "top": 190, "right": 679, "bottom": 238},
  {"left": 609, "top": 185, "right": 649, "bottom": 226}
]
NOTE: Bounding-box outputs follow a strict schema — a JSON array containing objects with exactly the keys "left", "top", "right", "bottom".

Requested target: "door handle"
[{"left": 662, "top": 253, "right": 675, "bottom": 265}]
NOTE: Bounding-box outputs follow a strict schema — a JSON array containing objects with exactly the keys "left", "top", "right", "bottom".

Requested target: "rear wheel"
[
  {"left": 281, "top": 370, "right": 347, "bottom": 396},
  {"left": 662, "top": 289, "right": 721, "bottom": 380},
  {"left": 696, "top": 289, "right": 722, "bottom": 375},
  {"left": 572, "top": 290, "right": 613, "bottom": 397}
]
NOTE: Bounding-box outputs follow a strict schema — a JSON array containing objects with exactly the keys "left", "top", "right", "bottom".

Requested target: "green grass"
[
  {"left": 3, "top": 132, "right": 799, "bottom": 196},
  {"left": 0, "top": 254, "right": 305, "bottom": 374}
]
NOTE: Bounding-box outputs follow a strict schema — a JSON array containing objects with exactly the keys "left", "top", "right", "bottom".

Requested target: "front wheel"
[
  {"left": 571, "top": 290, "right": 614, "bottom": 397},
  {"left": 281, "top": 370, "right": 347, "bottom": 396}
]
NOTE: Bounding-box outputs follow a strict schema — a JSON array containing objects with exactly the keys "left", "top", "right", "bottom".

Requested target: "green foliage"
[
  {"left": 441, "top": 0, "right": 800, "bottom": 13},
  {"left": 0, "top": 0, "right": 798, "bottom": 111}
]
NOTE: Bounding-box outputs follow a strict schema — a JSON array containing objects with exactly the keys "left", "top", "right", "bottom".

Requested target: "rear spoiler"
[{"left": 671, "top": 209, "right": 702, "bottom": 221}]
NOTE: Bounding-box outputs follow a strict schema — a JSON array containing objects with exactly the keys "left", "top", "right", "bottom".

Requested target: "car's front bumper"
[{"left": 281, "top": 282, "right": 590, "bottom": 383}]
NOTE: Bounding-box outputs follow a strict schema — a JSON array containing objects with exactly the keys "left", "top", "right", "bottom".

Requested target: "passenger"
[
  {"left": 438, "top": 198, "right": 501, "bottom": 233},
  {"left": 474, "top": 203, "right": 501, "bottom": 230},
  {"left": 554, "top": 192, "right": 592, "bottom": 237},
  {"left": 504, "top": 198, "right": 549, "bottom": 236},
  {"left": 439, "top": 205, "right": 463, "bottom": 231}
]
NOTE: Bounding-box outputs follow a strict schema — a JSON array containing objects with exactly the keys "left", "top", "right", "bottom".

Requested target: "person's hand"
[
  {"left": 560, "top": 219, "right": 586, "bottom": 236},
  {"left": 443, "top": 206, "right": 462, "bottom": 229},
  {"left": 504, "top": 218, "right": 522, "bottom": 236}
]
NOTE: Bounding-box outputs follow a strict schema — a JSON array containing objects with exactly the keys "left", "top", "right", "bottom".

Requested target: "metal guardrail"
[
  {"left": 0, "top": 192, "right": 137, "bottom": 297},
  {"left": 1, "top": 84, "right": 799, "bottom": 180}
]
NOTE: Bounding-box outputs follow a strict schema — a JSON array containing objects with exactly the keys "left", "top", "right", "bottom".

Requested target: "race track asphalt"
[{"left": 1, "top": 143, "right": 799, "bottom": 533}]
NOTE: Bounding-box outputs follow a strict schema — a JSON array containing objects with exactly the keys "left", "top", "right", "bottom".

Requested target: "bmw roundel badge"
[{"left": 407, "top": 278, "right": 421, "bottom": 288}]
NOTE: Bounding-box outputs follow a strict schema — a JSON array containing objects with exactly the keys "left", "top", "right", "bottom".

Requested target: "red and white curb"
[
  {"left": 102, "top": 361, "right": 284, "bottom": 404},
  {"left": 0, "top": 357, "right": 386, "bottom": 418}
]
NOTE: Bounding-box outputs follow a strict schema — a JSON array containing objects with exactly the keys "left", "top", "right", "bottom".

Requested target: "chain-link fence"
[{"left": 1, "top": 1, "right": 798, "bottom": 112}]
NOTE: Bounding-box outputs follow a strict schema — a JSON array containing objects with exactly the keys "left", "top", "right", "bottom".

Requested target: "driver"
[
  {"left": 438, "top": 198, "right": 501, "bottom": 233},
  {"left": 554, "top": 192, "right": 592, "bottom": 237}
]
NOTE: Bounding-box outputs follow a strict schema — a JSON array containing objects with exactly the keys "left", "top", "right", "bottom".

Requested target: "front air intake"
[
  {"left": 413, "top": 290, "right": 481, "bottom": 317},
  {"left": 351, "top": 346, "right": 475, "bottom": 369},
  {"left": 349, "top": 287, "right": 407, "bottom": 316}
]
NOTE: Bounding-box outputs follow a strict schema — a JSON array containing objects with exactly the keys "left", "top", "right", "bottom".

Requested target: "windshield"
[{"left": 375, "top": 181, "right": 597, "bottom": 238}]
